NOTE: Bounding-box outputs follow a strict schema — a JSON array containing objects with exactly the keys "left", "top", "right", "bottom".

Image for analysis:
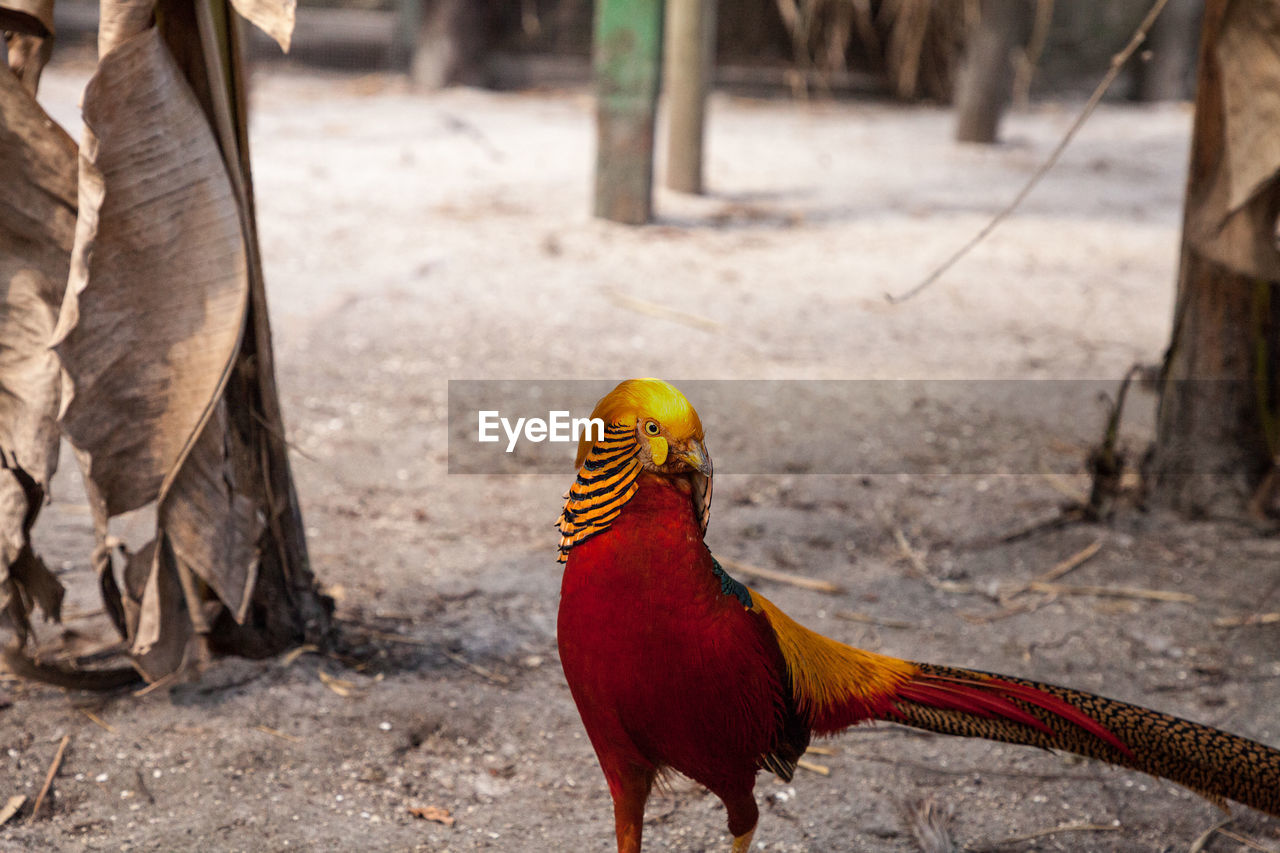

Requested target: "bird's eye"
[{"left": 644, "top": 421, "right": 660, "bottom": 435}]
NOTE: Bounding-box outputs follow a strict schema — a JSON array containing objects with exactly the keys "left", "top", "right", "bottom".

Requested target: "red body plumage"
[{"left": 558, "top": 475, "right": 795, "bottom": 843}]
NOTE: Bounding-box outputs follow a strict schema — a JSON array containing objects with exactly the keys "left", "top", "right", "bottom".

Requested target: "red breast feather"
[{"left": 558, "top": 475, "right": 798, "bottom": 795}]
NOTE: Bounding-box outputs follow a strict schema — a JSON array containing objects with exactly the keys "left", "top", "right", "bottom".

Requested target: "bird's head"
[
  {"left": 557, "top": 379, "right": 714, "bottom": 560},
  {"left": 577, "top": 378, "right": 712, "bottom": 478}
]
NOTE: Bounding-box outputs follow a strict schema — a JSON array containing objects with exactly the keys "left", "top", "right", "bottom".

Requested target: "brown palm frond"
[{"left": 777, "top": 0, "right": 972, "bottom": 100}]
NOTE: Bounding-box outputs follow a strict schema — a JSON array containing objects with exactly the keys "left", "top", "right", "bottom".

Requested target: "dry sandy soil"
[{"left": 4, "top": 53, "right": 1280, "bottom": 852}]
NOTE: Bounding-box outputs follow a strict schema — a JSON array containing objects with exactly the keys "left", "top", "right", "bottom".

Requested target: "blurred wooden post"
[
  {"left": 663, "top": 0, "right": 714, "bottom": 194},
  {"left": 593, "top": 0, "right": 663, "bottom": 223},
  {"left": 407, "top": 0, "right": 485, "bottom": 89},
  {"left": 392, "top": 0, "right": 420, "bottom": 70},
  {"left": 1138, "top": 0, "right": 1201, "bottom": 101},
  {"left": 954, "top": 0, "right": 1029, "bottom": 144}
]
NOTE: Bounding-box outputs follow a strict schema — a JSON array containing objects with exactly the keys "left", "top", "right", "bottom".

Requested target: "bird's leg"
[
  {"left": 721, "top": 789, "right": 759, "bottom": 853},
  {"left": 607, "top": 765, "right": 655, "bottom": 853}
]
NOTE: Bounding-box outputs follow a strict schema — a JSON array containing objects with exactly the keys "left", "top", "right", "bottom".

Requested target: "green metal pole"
[{"left": 593, "top": 0, "right": 664, "bottom": 224}]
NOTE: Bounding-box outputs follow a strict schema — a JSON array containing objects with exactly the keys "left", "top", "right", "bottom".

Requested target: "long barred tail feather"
[{"left": 886, "top": 663, "right": 1280, "bottom": 818}]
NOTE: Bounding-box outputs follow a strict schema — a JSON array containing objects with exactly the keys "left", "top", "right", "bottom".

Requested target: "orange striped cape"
[
  {"left": 558, "top": 422, "right": 715, "bottom": 563},
  {"left": 557, "top": 422, "right": 642, "bottom": 562}
]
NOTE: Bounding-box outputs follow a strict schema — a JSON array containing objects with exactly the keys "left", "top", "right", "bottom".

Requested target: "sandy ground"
[{"left": 4, "top": 55, "right": 1280, "bottom": 852}]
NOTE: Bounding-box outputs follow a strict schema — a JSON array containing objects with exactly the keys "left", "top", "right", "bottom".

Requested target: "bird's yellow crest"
[{"left": 574, "top": 378, "right": 705, "bottom": 468}]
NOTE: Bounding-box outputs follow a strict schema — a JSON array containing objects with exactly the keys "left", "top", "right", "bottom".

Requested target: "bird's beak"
[{"left": 676, "top": 440, "right": 712, "bottom": 476}]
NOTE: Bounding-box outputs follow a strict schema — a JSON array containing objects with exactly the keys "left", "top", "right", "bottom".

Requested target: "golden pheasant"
[{"left": 555, "top": 378, "right": 1280, "bottom": 852}]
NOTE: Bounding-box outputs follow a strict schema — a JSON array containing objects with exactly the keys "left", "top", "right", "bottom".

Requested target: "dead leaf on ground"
[
  {"left": 409, "top": 805, "right": 455, "bottom": 827},
  {"left": 0, "top": 795, "right": 25, "bottom": 826}
]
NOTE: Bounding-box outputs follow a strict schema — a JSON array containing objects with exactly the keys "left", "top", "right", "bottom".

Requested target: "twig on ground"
[
  {"left": 1213, "top": 612, "right": 1280, "bottom": 628},
  {"left": 976, "top": 822, "right": 1121, "bottom": 849},
  {"left": 29, "top": 734, "right": 70, "bottom": 822},
  {"left": 1026, "top": 581, "right": 1195, "bottom": 603},
  {"left": 1189, "top": 819, "right": 1234, "bottom": 853},
  {"left": 892, "top": 526, "right": 931, "bottom": 578},
  {"left": 887, "top": 0, "right": 1173, "bottom": 303},
  {"left": 999, "top": 539, "right": 1103, "bottom": 603},
  {"left": 795, "top": 758, "right": 830, "bottom": 776},
  {"left": 604, "top": 288, "right": 722, "bottom": 332},
  {"left": 1034, "top": 539, "right": 1104, "bottom": 584},
  {"left": 443, "top": 651, "right": 511, "bottom": 685},
  {"left": 133, "top": 672, "right": 178, "bottom": 697},
  {"left": 254, "top": 724, "right": 303, "bottom": 743},
  {"left": 836, "top": 610, "right": 917, "bottom": 630},
  {"left": 962, "top": 593, "right": 1058, "bottom": 625},
  {"left": 280, "top": 644, "right": 320, "bottom": 666},
  {"left": 78, "top": 708, "right": 116, "bottom": 733},
  {"left": 1215, "top": 827, "right": 1276, "bottom": 852},
  {"left": 888, "top": 527, "right": 983, "bottom": 597},
  {"left": 999, "top": 508, "right": 1086, "bottom": 544},
  {"left": 717, "top": 556, "right": 844, "bottom": 594},
  {"left": 854, "top": 751, "right": 1103, "bottom": 784},
  {"left": 318, "top": 670, "right": 362, "bottom": 696},
  {"left": 962, "top": 537, "right": 1105, "bottom": 617}
]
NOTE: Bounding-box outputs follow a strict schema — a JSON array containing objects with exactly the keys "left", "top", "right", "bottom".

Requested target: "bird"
[{"left": 555, "top": 378, "right": 1280, "bottom": 852}]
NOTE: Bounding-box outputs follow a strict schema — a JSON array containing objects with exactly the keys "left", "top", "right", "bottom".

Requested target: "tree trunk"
[
  {"left": 408, "top": 0, "right": 487, "bottom": 89},
  {"left": 1150, "top": 0, "right": 1280, "bottom": 516},
  {"left": 593, "top": 0, "right": 664, "bottom": 224},
  {"left": 663, "top": 0, "right": 714, "bottom": 194},
  {"left": 953, "top": 0, "right": 1029, "bottom": 144},
  {"left": 1136, "top": 0, "right": 1201, "bottom": 102}
]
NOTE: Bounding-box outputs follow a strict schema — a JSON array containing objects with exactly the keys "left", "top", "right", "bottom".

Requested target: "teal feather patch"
[{"left": 711, "top": 557, "right": 752, "bottom": 609}]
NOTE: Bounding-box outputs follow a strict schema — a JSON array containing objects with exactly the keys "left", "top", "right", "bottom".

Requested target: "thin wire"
[{"left": 887, "top": 0, "right": 1174, "bottom": 304}]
